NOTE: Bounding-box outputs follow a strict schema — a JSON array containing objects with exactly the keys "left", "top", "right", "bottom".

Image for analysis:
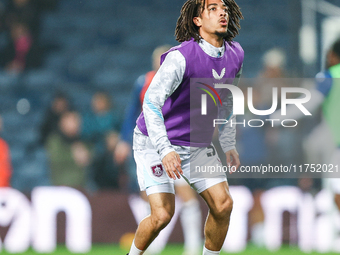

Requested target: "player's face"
[{"left": 194, "top": 0, "right": 229, "bottom": 41}]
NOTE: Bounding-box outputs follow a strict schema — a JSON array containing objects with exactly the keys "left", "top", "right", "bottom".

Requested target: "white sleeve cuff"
[
  {"left": 222, "top": 145, "right": 236, "bottom": 154},
  {"left": 159, "top": 147, "right": 176, "bottom": 161}
]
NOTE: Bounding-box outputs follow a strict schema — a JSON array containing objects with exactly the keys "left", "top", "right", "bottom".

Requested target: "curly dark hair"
[{"left": 175, "top": 0, "right": 243, "bottom": 43}]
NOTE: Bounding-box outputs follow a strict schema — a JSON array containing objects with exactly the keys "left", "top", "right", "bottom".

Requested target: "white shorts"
[{"left": 134, "top": 145, "right": 227, "bottom": 196}]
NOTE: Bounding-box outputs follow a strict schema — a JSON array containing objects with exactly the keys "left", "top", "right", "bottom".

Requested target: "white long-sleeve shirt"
[{"left": 133, "top": 39, "right": 242, "bottom": 160}]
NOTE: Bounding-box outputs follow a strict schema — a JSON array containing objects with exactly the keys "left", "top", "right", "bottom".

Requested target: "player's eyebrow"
[
  {"left": 207, "top": 3, "right": 228, "bottom": 9},
  {"left": 207, "top": 3, "right": 218, "bottom": 8}
]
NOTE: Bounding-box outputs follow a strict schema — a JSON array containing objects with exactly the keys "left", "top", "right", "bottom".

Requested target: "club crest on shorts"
[{"left": 151, "top": 164, "right": 164, "bottom": 177}]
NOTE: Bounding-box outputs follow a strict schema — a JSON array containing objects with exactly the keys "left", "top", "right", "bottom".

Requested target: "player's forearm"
[
  {"left": 219, "top": 114, "right": 236, "bottom": 153},
  {"left": 218, "top": 91, "right": 236, "bottom": 152},
  {"left": 143, "top": 101, "right": 175, "bottom": 160}
]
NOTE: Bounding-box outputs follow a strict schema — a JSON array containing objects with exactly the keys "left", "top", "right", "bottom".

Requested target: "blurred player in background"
[
  {"left": 321, "top": 39, "right": 340, "bottom": 210},
  {"left": 0, "top": 114, "right": 12, "bottom": 187},
  {"left": 115, "top": 45, "right": 202, "bottom": 255},
  {"left": 127, "top": 0, "right": 243, "bottom": 254},
  {"left": 271, "top": 38, "right": 340, "bottom": 210}
]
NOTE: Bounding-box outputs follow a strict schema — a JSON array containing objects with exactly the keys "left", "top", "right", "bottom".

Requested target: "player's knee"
[
  {"left": 152, "top": 208, "right": 173, "bottom": 230},
  {"left": 212, "top": 196, "right": 233, "bottom": 220}
]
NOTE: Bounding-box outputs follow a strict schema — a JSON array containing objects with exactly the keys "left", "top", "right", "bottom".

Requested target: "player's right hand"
[
  {"left": 225, "top": 148, "right": 240, "bottom": 174},
  {"left": 162, "top": 151, "right": 183, "bottom": 180}
]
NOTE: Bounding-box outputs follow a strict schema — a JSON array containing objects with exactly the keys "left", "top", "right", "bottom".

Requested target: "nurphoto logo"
[{"left": 198, "top": 81, "right": 312, "bottom": 128}]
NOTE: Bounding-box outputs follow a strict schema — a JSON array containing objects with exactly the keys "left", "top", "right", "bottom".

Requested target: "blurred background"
[{"left": 0, "top": 0, "right": 340, "bottom": 254}]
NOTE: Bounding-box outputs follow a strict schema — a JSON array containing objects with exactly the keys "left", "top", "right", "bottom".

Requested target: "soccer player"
[
  {"left": 128, "top": 0, "right": 243, "bottom": 254},
  {"left": 322, "top": 39, "right": 340, "bottom": 211},
  {"left": 271, "top": 38, "right": 340, "bottom": 210},
  {"left": 116, "top": 45, "right": 202, "bottom": 255}
]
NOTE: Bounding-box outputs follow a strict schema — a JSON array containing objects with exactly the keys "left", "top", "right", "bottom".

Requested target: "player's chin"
[{"left": 215, "top": 30, "right": 228, "bottom": 38}]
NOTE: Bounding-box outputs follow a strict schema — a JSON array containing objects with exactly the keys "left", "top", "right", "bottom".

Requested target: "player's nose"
[{"left": 219, "top": 9, "right": 227, "bottom": 17}]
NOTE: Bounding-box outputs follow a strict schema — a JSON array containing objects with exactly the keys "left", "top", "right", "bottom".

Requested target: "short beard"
[{"left": 215, "top": 31, "right": 228, "bottom": 39}]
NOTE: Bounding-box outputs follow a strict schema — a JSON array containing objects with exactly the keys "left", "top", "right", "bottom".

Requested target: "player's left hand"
[{"left": 225, "top": 149, "right": 240, "bottom": 173}]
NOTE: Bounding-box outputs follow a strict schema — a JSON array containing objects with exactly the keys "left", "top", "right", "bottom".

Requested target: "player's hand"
[
  {"left": 225, "top": 149, "right": 240, "bottom": 173},
  {"left": 162, "top": 151, "right": 183, "bottom": 180}
]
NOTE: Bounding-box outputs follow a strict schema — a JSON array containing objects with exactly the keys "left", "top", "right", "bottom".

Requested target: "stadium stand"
[{"left": 0, "top": 0, "right": 300, "bottom": 191}]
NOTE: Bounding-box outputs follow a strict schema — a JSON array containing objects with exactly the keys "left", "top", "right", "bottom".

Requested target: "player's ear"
[{"left": 193, "top": 16, "right": 202, "bottom": 27}]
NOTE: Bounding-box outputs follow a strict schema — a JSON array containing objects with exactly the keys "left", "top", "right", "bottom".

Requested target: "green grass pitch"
[{"left": 1, "top": 245, "right": 339, "bottom": 255}]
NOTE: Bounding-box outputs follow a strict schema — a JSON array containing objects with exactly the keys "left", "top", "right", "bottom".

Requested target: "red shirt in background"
[
  {"left": 139, "top": 71, "right": 156, "bottom": 105},
  {"left": 0, "top": 138, "right": 12, "bottom": 187}
]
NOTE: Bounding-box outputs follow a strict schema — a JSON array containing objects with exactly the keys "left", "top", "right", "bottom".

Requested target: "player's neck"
[{"left": 199, "top": 33, "right": 224, "bottom": 48}]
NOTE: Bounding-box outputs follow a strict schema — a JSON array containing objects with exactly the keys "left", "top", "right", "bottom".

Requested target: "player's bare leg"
[
  {"left": 199, "top": 181, "right": 233, "bottom": 253},
  {"left": 130, "top": 193, "right": 175, "bottom": 254}
]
